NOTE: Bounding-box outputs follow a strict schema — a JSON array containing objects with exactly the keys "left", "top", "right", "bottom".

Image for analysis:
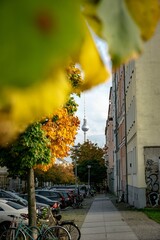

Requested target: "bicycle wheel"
[
  {"left": 26, "top": 226, "right": 40, "bottom": 240},
  {"left": 41, "top": 225, "right": 71, "bottom": 240},
  {"left": 0, "top": 227, "right": 26, "bottom": 240},
  {"left": 60, "top": 222, "right": 81, "bottom": 240}
]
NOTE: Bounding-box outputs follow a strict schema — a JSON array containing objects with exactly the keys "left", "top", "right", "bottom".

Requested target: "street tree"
[
  {"left": 0, "top": 64, "right": 81, "bottom": 226},
  {"left": 70, "top": 141, "right": 107, "bottom": 187},
  {"left": 0, "top": 106, "right": 79, "bottom": 226},
  {"left": 35, "top": 163, "right": 75, "bottom": 186},
  {"left": 0, "top": 122, "right": 51, "bottom": 226}
]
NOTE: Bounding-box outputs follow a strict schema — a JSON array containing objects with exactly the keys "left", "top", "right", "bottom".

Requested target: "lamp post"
[
  {"left": 75, "top": 161, "right": 78, "bottom": 187},
  {"left": 73, "top": 145, "right": 80, "bottom": 188},
  {"left": 87, "top": 165, "right": 91, "bottom": 190}
]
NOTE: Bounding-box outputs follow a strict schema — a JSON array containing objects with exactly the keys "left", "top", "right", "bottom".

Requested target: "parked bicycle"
[
  {"left": 72, "top": 195, "right": 83, "bottom": 209},
  {"left": 38, "top": 207, "right": 81, "bottom": 240},
  {"left": 54, "top": 214, "right": 81, "bottom": 240},
  {"left": 38, "top": 224, "right": 71, "bottom": 240},
  {"left": 0, "top": 214, "right": 71, "bottom": 240},
  {"left": 0, "top": 214, "right": 40, "bottom": 240}
]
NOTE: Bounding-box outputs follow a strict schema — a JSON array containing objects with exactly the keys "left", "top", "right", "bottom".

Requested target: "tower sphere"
[{"left": 81, "top": 118, "right": 89, "bottom": 132}]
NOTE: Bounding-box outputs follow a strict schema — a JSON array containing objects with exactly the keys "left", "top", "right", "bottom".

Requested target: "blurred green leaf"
[
  {"left": 97, "top": 0, "right": 143, "bottom": 66},
  {"left": 0, "top": 0, "right": 83, "bottom": 87}
]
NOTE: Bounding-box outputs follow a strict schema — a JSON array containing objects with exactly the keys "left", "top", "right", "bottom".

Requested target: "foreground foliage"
[{"left": 0, "top": 0, "right": 159, "bottom": 144}]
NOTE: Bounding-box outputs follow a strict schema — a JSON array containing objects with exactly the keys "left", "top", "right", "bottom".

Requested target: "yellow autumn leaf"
[
  {"left": 125, "top": 0, "right": 160, "bottom": 41},
  {"left": 0, "top": 70, "right": 71, "bottom": 145},
  {"left": 78, "top": 23, "right": 110, "bottom": 91},
  {"left": 81, "top": 1, "right": 102, "bottom": 36}
]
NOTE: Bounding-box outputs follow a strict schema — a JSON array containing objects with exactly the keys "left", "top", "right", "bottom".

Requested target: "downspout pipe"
[
  {"left": 123, "top": 64, "right": 128, "bottom": 203},
  {"left": 114, "top": 72, "right": 119, "bottom": 197}
]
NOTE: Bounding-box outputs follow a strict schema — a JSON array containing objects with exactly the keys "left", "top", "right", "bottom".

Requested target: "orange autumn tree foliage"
[
  {"left": 35, "top": 163, "right": 75, "bottom": 185},
  {"left": 36, "top": 64, "right": 81, "bottom": 171},
  {"left": 49, "top": 163, "right": 75, "bottom": 184},
  {"left": 36, "top": 108, "right": 80, "bottom": 171}
]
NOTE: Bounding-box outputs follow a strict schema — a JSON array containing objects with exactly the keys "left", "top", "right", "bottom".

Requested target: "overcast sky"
[
  {"left": 63, "top": 37, "right": 112, "bottom": 165},
  {"left": 74, "top": 79, "right": 112, "bottom": 148},
  {"left": 74, "top": 37, "right": 112, "bottom": 148},
  {"left": 65, "top": 80, "right": 111, "bottom": 164}
]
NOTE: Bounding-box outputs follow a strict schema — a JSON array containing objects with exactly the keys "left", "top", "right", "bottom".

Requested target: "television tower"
[{"left": 81, "top": 94, "right": 89, "bottom": 142}]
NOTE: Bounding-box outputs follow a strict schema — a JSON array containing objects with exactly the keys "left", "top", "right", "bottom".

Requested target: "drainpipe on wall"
[
  {"left": 114, "top": 72, "right": 119, "bottom": 197},
  {"left": 123, "top": 64, "right": 128, "bottom": 203}
]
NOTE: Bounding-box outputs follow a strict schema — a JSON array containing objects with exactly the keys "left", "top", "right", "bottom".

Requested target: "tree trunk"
[{"left": 27, "top": 168, "right": 37, "bottom": 227}]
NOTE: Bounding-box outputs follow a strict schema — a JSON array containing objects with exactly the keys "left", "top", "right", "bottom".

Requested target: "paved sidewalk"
[{"left": 80, "top": 194, "right": 138, "bottom": 240}]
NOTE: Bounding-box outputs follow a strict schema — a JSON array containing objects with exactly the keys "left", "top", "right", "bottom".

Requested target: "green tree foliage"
[
  {"left": 0, "top": 122, "right": 51, "bottom": 175},
  {"left": 0, "top": 122, "right": 51, "bottom": 226},
  {"left": 64, "top": 64, "right": 83, "bottom": 115},
  {"left": 70, "top": 141, "right": 107, "bottom": 185}
]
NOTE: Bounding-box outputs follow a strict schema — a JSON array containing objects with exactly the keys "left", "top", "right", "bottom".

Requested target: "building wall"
[
  {"left": 125, "top": 60, "right": 137, "bottom": 205},
  {"left": 107, "top": 24, "right": 160, "bottom": 207},
  {"left": 105, "top": 87, "right": 114, "bottom": 192},
  {"left": 112, "top": 73, "right": 118, "bottom": 194},
  {"left": 144, "top": 147, "right": 160, "bottom": 207},
  {"left": 111, "top": 65, "right": 127, "bottom": 198},
  {"left": 116, "top": 66, "right": 126, "bottom": 197},
  {"left": 108, "top": 88, "right": 114, "bottom": 171},
  {"left": 126, "top": 24, "right": 160, "bottom": 208}
]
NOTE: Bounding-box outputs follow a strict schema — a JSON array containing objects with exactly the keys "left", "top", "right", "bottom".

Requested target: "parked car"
[
  {"left": 0, "top": 189, "right": 28, "bottom": 207},
  {"left": 0, "top": 199, "right": 28, "bottom": 235},
  {"left": 35, "top": 190, "right": 67, "bottom": 209},
  {"left": 53, "top": 189, "right": 74, "bottom": 206},
  {"left": 0, "top": 190, "right": 50, "bottom": 211},
  {"left": 19, "top": 194, "right": 60, "bottom": 214}
]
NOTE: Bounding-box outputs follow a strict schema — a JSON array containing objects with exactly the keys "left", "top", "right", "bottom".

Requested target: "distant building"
[{"left": 0, "top": 167, "right": 8, "bottom": 189}]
